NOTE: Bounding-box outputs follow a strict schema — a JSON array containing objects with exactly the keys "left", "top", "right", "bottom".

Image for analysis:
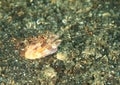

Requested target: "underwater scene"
[{"left": 0, "top": 0, "right": 120, "bottom": 85}]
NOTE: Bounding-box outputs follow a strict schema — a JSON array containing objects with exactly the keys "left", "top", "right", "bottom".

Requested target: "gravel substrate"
[{"left": 0, "top": 0, "right": 120, "bottom": 85}]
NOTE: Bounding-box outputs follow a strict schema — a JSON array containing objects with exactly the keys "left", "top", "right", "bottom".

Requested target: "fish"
[{"left": 23, "top": 33, "right": 62, "bottom": 59}]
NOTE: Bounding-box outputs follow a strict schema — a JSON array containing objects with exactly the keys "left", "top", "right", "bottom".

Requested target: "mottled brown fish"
[{"left": 23, "top": 33, "right": 62, "bottom": 59}]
